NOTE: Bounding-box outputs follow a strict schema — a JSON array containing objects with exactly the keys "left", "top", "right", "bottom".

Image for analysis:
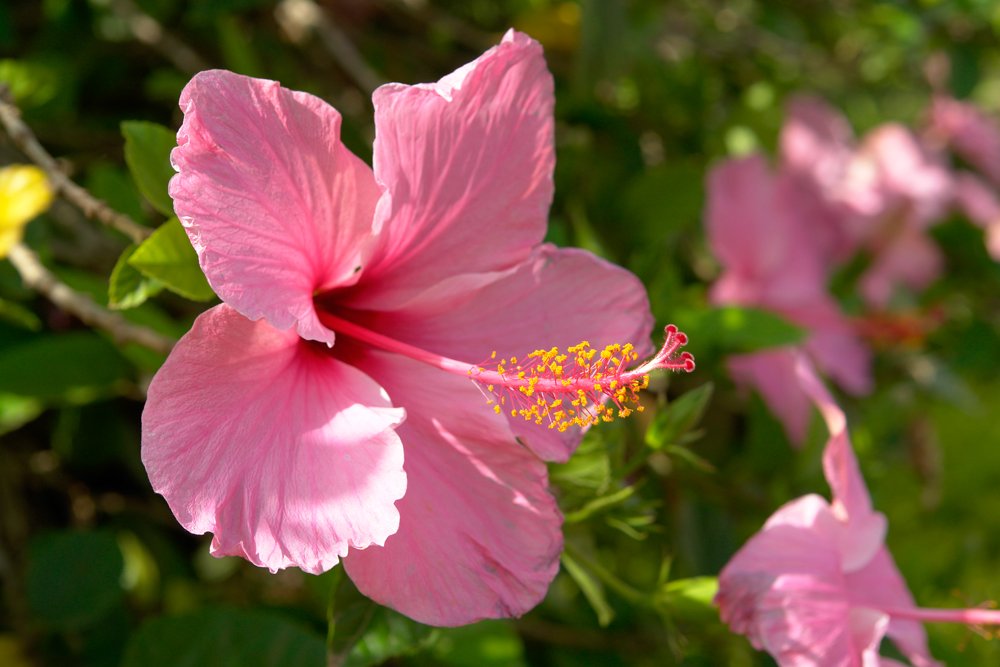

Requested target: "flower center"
[
  {"left": 470, "top": 325, "right": 694, "bottom": 431},
  {"left": 315, "top": 311, "right": 693, "bottom": 431}
]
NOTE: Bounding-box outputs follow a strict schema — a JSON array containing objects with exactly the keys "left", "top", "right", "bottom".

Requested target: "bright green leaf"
[
  {"left": 328, "top": 570, "right": 435, "bottom": 667},
  {"left": 121, "top": 120, "right": 177, "bottom": 217},
  {"left": 658, "top": 576, "right": 719, "bottom": 622},
  {"left": 0, "top": 332, "right": 131, "bottom": 399},
  {"left": 646, "top": 382, "right": 714, "bottom": 450},
  {"left": 561, "top": 551, "right": 614, "bottom": 627},
  {"left": 564, "top": 484, "right": 637, "bottom": 523},
  {"left": 129, "top": 218, "right": 215, "bottom": 302},
  {"left": 682, "top": 306, "right": 806, "bottom": 355},
  {"left": 26, "top": 530, "right": 124, "bottom": 629},
  {"left": 123, "top": 607, "right": 325, "bottom": 667},
  {"left": 429, "top": 621, "right": 526, "bottom": 667},
  {"left": 109, "top": 244, "right": 163, "bottom": 309},
  {"left": 0, "top": 393, "right": 43, "bottom": 435}
]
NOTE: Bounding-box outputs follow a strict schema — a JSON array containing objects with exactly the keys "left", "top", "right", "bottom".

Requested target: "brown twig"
[
  {"left": 276, "top": 0, "right": 384, "bottom": 95},
  {"left": 7, "top": 244, "right": 176, "bottom": 354},
  {"left": 108, "top": 0, "right": 210, "bottom": 75},
  {"left": 0, "top": 86, "right": 152, "bottom": 245}
]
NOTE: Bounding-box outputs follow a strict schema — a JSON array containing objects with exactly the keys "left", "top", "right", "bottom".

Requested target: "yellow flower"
[{"left": 0, "top": 164, "right": 54, "bottom": 258}]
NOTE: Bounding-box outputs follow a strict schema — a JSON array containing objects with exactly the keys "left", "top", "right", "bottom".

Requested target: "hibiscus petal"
[
  {"left": 794, "top": 355, "right": 887, "bottom": 571},
  {"left": 716, "top": 501, "right": 863, "bottom": 666},
  {"left": 343, "top": 350, "right": 562, "bottom": 626},
  {"left": 859, "top": 230, "right": 943, "bottom": 308},
  {"left": 141, "top": 305, "right": 406, "bottom": 574},
  {"left": 170, "top": 70, "right": 381, "bottom": 344},
  {"left": 707, "top": 155, "right": 789, "bottom": 280},
  {"left": 358, "top": 244, "right": 653, "bottom": 461},
  {"left": 728, "top": 349, "right": 814, "bottom": 446},
  {"left": 354, "top": 30, "right": 554, "bottom": 310},
  {"left": 847, "top": 548, "right": 941, "bottom": 667}
]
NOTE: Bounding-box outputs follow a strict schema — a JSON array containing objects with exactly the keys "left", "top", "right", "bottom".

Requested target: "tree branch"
[
  {"left": 0, "top": 86, "right": 152, "bottom": 245},
  {"left": 7, "top": 244, "right": 176, "bottom": 355},
  {"left": 276, "top": 0, "right": 384, "bottom": 95}
]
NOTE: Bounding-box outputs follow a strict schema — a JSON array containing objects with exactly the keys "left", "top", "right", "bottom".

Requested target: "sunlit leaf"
[
  {"left": 328, "top": 570, "right": 435, "bottom": 667},
  {"left": 646, "top": 382, "right": 714, "bottom": 450},
  {"left": 121, "top": 120, "right": 177, "bottom": 217},
  {"left": 681, "top": 306, "right": 806, "bottom": 355},
  {"left": 658, "top": 577, "right": 719, "bottom": 622},
  {"left": 109, "top": 244, "right": 163, "bottom": 309},
  {"left": 129, "top": 218, "right": 214, "bottom": 302},
  {"left": 429, "top": 621, "right": 526, "bottom": 667}
]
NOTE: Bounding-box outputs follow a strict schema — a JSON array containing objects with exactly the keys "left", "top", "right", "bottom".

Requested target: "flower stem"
[{"left": 882, "top": 605, "right": 1000, "bottom": 626}]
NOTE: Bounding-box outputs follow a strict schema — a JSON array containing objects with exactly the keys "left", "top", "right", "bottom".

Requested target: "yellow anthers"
[{"left": 472, "top": 325, "right": 695, "bottom": 433}]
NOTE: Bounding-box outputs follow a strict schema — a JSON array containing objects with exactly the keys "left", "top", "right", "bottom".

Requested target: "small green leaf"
[
  {"left": 683, "top": 306, "right": 806, "bottom": 355},
  {"left": 26, "top": 530, "right": 124, "bottom": 629},
  {"left": 0, "top": 298, "right": 41, "bottom": 331},
  {"left": 109, "top": 244, "right": 163, "bottom": 309},
  {"left": 129, "top": 218, "right": 215, "bottom": 301},
  {"left": 561, "top": 551, "right": 614, "bottom": 627},
  {"left": 646, "top": 382, "right": 714, "bottom": 450},
  {"left": 564, "top": 484, "right": 637, "bottom": 523},
  {"left": 121, "top": 120, "right": 177, "bottom": 217},
  {"left": 123, "top": 607, "right": 325, "bottom": 667},
  {"left": 328, "top": 570, "right": 435, "bottom": 667},
  {"left": 0, "top": 332, "right": 131, "bottom": 399},
  {"left": 429, "top": 621, "right": 526, "bottom": 667},
  {"left": 658, "top": 576, "right": 719, "bottom": 621},
  {"left": 0, "top": 393, "right": 42, "bottom": 435}
]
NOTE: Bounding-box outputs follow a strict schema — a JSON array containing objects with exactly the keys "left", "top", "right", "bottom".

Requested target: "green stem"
[{"left": 563, "top": 542, "right": 650, "bottom": 607}]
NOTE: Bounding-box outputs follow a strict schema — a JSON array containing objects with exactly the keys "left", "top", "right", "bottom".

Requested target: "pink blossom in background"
[
  {"left": 780, "top": 96, "right": 953, "bottom": 307},
  {"left": 706, "top": 154, "right": 871, "bottom": 444},
  {"left": 953, "top": 171, "right": 1000, "bottom": 260},
  {"left": 780, "top": 95, "right": 861, "bottom": 266},
  {"left": 842, "top": 125, "right": 952, "bottom": 307},
  {"left": 717, "top": 356, "right": 1000, "bottom": 666},
  {"left": 928, "top": 95, "right": 1000, "bottom": 188},
  {"left": 141, "top": 31, "right": 660, "bottom": 626}
]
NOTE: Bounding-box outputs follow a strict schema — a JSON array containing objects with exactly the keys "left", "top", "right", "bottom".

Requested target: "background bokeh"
[{"left": 3, "top": 1, "right": 1000, "bottom": 665}]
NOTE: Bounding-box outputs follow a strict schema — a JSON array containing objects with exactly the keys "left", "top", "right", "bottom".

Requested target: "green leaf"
[
  {"left": 129, "top": 218, "right": 215, "bottom": 301},
  {"left": 109, "top": 244, "right": 164, "bottom": 309},
  {"left": 0, "top": 393, "right": 43, "bottom": 435},
  {"left": 429, "top": 621, "right": 526, "bottom": 667},
  {"left": 123, "top": 608, "right": 324, "bottom": 667},
  {"left": 0, "top": 332, "right": 131, "bottom": 399},
  {"left": 0, "top": 298, "right": 41, "bottom": 331},
  {"left": 658, "top": 577, "right": 719, "bottom": 622},
  {"left": 327, "top": 571, "right": 435, "bottom": 667},
  {"left": 121, "top": 120, "right": 177, "bottom": 217},
  {"left": 560, "top": 551, "right": 615, "bottom": 627},
  {"left": 646, "top": 382, "right": 714, "bottom": 450},
  {"left": 26, "top": 530, "right": 124, "bottom": 629},
  {"left": 682, "top": 306, "right": 806, "bottom": 355},
  {"left": 564, "top": 484, "right": 637, "bottom": 524}
]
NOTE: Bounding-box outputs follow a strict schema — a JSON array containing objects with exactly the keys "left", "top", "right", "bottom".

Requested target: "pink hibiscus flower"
[
  {"left": 781, "top": 96, "right": 953, "bottom": 308},
  {"left": 780, "top": 95, "right": 861, "bottom": 267},
  {"left": 717, "top": 355, "right": 1000, "bottom": 666},
  {"left": 927, "top": 95, "right": 1000, "bottom": 188},
  {"left": 840, "top": 125, "right": 952, "bottom": 307},
  {"left": 140, "top": 31, "right": 694, "bottom": 626},
  {"left": 953, "top": 171, "right": 1000, "bottom": 260},
  {"left": 706, "top": 154, "right": 871, "bottom": 444}
]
